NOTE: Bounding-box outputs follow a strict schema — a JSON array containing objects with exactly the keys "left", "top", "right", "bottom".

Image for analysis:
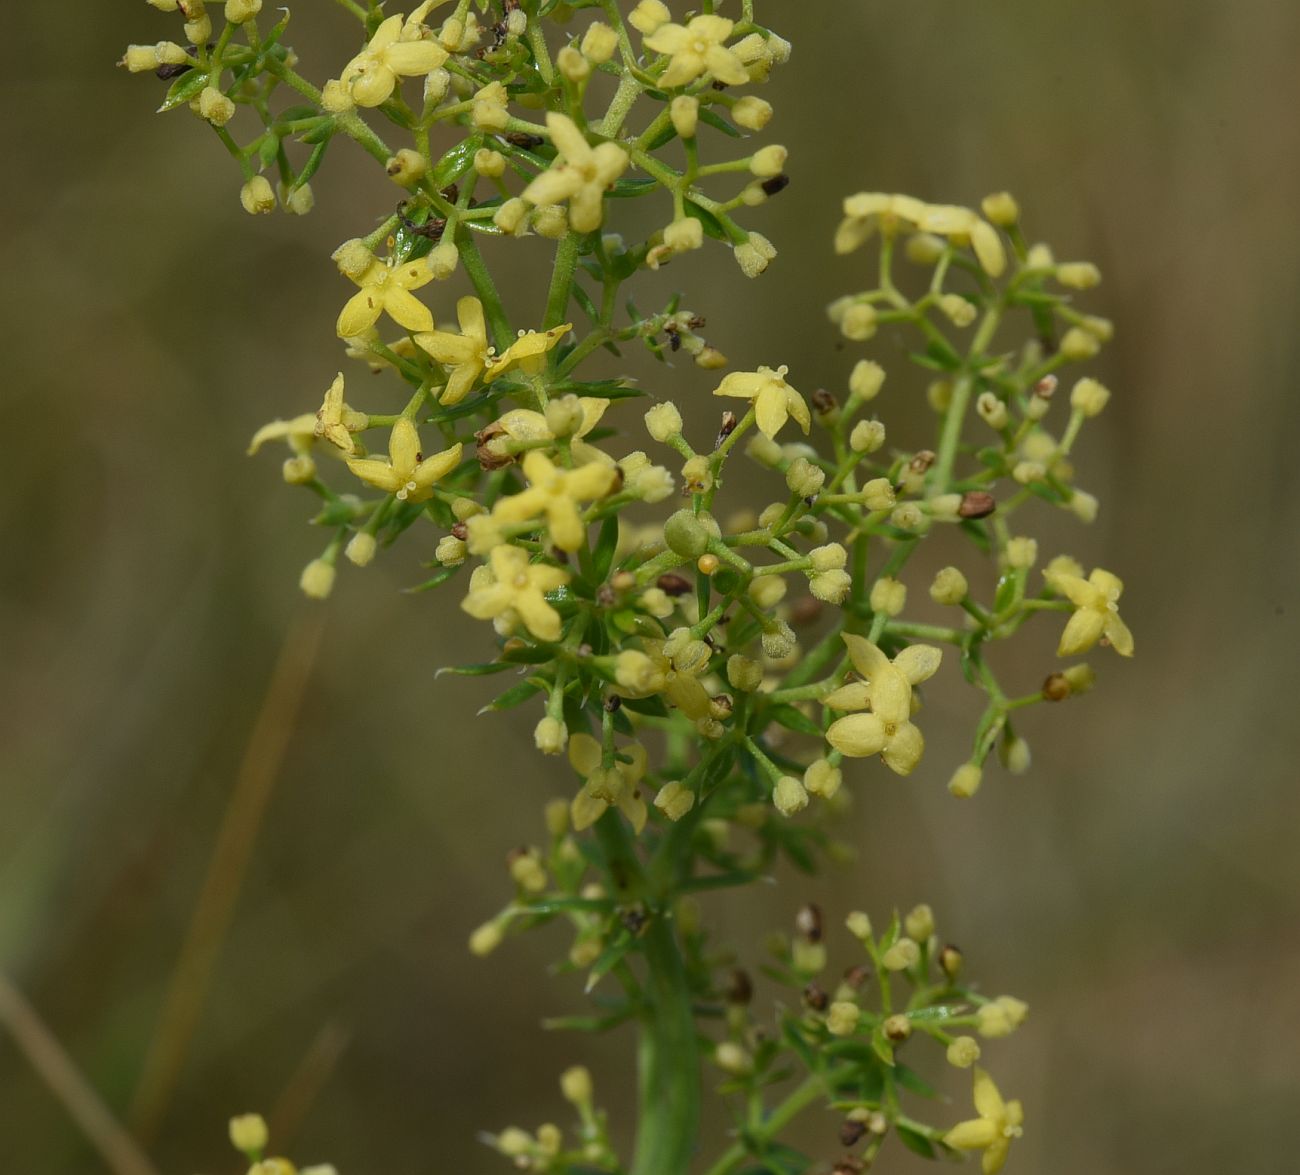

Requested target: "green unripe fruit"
[{"left": 663, "top": 509, "right": 718, "bottom": 558}]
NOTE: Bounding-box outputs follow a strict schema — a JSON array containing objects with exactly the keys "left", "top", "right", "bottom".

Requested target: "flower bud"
[
  {"left": 225, "top": 0, "right": 262, "bottom": 23},
  {"left": 881, "top": 938, "right": 919, "bottom": 971},
  {"left": 469, "top": 920, "right": 504, "bottom": 956},
  {"left": 904, "top": 904, "right": 934, "bottom": 942},
  {"left": 1005, "top": 536, "right": 1038, "bottom": 570},
  {"left": 734, "top": 232, "right": 777, "bottom": 278},
  {"left": 534, "top": 716, "right": 567, "bottom": 755},
  {"left": 727, "top": 655, "right": 763, "bottom": 693},
  {"left": 804, "top": 759, "right": 842, "bottom": 799},
  {"left": 344, "top": 532, "right": 376, "bottom": 567},
  {"left": 581, "top": 22, "right": 619, "bottom": 63},
  {"left": 428, "top": 240, "right": 459, "bottom": 279},
  {"left": 239, "top": 175, "right": 276, "bottom": 215},
  {"left": 1003, "top": 735, "right": 1032, "bottom": 775},
  {"left": 299, "top": 558, "right": 335, "bottom": 599},
  {"left": 883, "top": 1014, "right": 912, "bottom": 1042},
  {"left": 929, "top": 566, "right": 968, "bottom": 605},
  {"left": 1056, "top": 261, "right": 1101, "bottom": 289},
  {"left": 120, "top": 45, "right": 161, "bottom": 72},
  {"left": 385, "top": 148, "right": 426, "bottom": 186},
  {"left": 229, "top": 1114, "right": 268, "bottom": 1156},
  {"left": 750, "top": 144, "right": 787, "bottom": 178},
  {"left": 663, "top": 217, "right": 703, "bottom": 252},
  {"left": 532, "top": 204, "right": 569, "bottom": 239},
  {"left": 670, "top": 95, "right": 699, "bottom": 138},
  {"left": 281, "top": 455, "right": 315, "bottom": 485},
  {"left": 905, "top": 232, "right": 946, "bottom": 264},
  {"left": 773, "top": 775, "right": 809, "bottom": 817},
  {"left": 947, "top": 1036, "right": 982, "bottom": 1068},
  {"left": 827, "top": 1001, "right": 859, "bottom": 1036},
  {"left": 748, "top": 574, "right": 787, "bottom": 609},
  {"left": 1070, "top": 376, "right": 1111, "bottom": 417},
  {"left": 731, "top": 96, "right": 773, "bottom": 130},
  {"left": 869, "top": 577, "right": 906, "bottom": 617},
  {"left": 948, "top": 763, "right": 982, "bottom": 798},
  {"left": 846, "top": 911, "right": 872, "bottom": 940},
  {"left": 861, "top": 477, "right": 895, "bottom": 512},
  {"left": 838, "top": 302, "right": 877, "bottom": 341},
  {"left": 785, "top": 456, "right": 824, "bottom": 498},
  {"left": 494, "top": 197, "right": 529, "bottom": 235},
  {"left": 474, "top": 147, "right": 505, "bottom": 177},
  {"left": 850, "top": 419, "right": 886, "bottom": 454},
  {"left": 663, "top": 509, "right": 712, "bottom": 558},
  {"left": 628, "top": 0, "right": 671, "bottom": 35},
  {"left": 1060, "top": 326, "right": 1101, "bottom": 361},
  {"left": 556, "top": 44, "right": 590, "bottom": 82},
  {"left": 976, "top": 390, "right": 1009, "bottom": 429},
  {"left": 981, "top": 191, "right": 1020, "bottom": 226},
  {"left": 435, "top": 535, "right": 466, "bottom": 566},
  {"left": 848, "top": 359, "right": 885, "bottom": 402},
  {"left": 560, "top": 1066, "right": 593, "bottom": 1106},
  {"left": 938, "top": 293, "right": 977, "bottom": 327},
  {"left": 654, "top": 781, "right": 695, "bottom": 821},
  {"left": 332, "top": 238, "right": 373, "bottom": 280},
  {"left": 199, "top": 86, "right": 235, "bottom": 126},
  {"left": 713, "top": 1041, "right": 754, "bottom": 1076}
]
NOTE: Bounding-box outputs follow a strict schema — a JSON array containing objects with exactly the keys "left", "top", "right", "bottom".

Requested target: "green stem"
[{"left": 544, "top": 232, "right": 582, "bottom": 331}]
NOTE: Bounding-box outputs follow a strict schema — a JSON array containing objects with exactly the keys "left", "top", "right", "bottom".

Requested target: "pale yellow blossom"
[
  {"left": 332, "top": 5, "right": 449, "bottom": 109},
  {"left": 1046, "top": 566, "right": 1133, "bottom": 657},
  {"left": 713, "top": 365, "right": 808, "bottom": 439},
  {"left": 461, "top": 544, "right": 569, "bottom": 641},
  {"left": 615, "top": 629, "right": 712, "bottom": 720},
  {"left": 944, "top": 1068, "right": 1024, "bottom": 1175},
  {"left": 336, "top": 255, "right": 435, "bottom": 337},
  {"left": 568, "top": 734, "right": 648, "bottom": 832},
  {"left": 824, "top": 635, "right": 942, "bottom": 775},
  {"left": 521, "top": 113, "right": 629, "bottom": 234},
  {"left": 490, "top": 451, "right": 617, "bottom": 551},
  {"left": 643, "top": 14, "right": 748, "bottom": 88},
  {"left": 345, "top": 418, "right": 461, "bottom": 502},
  {"left": 314, "top": 372, "right": 368, "bottom": 454}
]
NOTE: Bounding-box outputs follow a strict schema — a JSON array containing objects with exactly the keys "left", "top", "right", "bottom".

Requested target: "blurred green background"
[{"left": 3, "top": 2, "right": 1299, "bottom": 1172}]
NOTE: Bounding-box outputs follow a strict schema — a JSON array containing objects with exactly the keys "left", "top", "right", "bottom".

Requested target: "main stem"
[{"left": 596, "top": 813, "right": 701, "bottom": 1175}]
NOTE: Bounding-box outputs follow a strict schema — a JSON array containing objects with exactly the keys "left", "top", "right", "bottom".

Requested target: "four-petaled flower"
[
  {"left": 489, "top": 399, "right": 612, "bottom": 467},
  {"left": 1047, "top": 565, "right": 1134, "bottom": 657},
  {"left": 824, "top": 634, "right": 942, "bottom": 776},
  {"left": 521, "top": 113, "right": 629, "bottom": 234},
  {"left": 643, "top": 14, "right": 748, "bottom": 88},
  {"left": 335, "top": 5, "right": 449, "bottom": 109},
  {"left": 568, "top": 734, "right": 648, "bottom": 833},
  {"left": 314, "top": 372, "right": 368, "bottom": 454},
  {"left": 490, "top": 451, "right": 618, "bottom": 551},
  {"left": 713, "top": 365, "right": 809, "bottom": 439},
  {"left": 944, "top": 1068, "right": 1024, "bottom": 1175},
  {"left": 415, "top": 297, "right": 571, "bottom": 404},
  {"left": 337, "top": 256, "right": 435, "bottom": 338},
  {"left": 345, "top": 418, "right": 461, "bottom": 502},
  {"left": 461, "top": 544, "right": 569, "bottom": 642}
]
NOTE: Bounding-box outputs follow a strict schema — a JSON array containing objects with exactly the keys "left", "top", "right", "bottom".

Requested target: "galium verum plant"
[{"left": 122, "top": 1, "right": 1132, "bottom": 1172}]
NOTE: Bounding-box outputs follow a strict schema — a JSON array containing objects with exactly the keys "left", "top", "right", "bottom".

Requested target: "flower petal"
[
  {"left": 754, "top": 385, "right": 789, "bottom": 438},
  {"left": 826, "top": 713, "right": 887, "bottom": 758},
  {"left": 413, "top": 442, "right": 463, "bottom": 490},
  {"left": 546, "top": 112, "right": 593, "bottom": 164},
  {"left": 345, "top": 456, "right": 403, "bottom": 493},
  {"left": 1104, "top": 610, "right": 1135, "bottom": 656},
  {"left": 823, "top": 682, "right": 872, "bottom": 711},
  {"left": 568, "top": 732, "right": 602, "bottom": 776},
  {"left": 514, "top": 588, "right": 562, "bottom": 642},
  {"left": 944, "top": 1119, "right": 999, "bottom": 1151},
  {"left": 842, "top": 633, "right": 890, "bottom": 681},
  {"left": 337, "top": 288, "right": 382, "bottom": 338},
  {"left": 881, "top": 720, "right": 925, "bottom": 775},
  {"left": 894, "top": 644, "right": 943, "bottom": 685},
  {"left": 381, "top": 285, "right": 434, "bottom": 333},
  {"left": 383, "top": 39, "right": 448, "bottom": 77},
  {"left": 972, "top": 1067, "right": 1007, "bottom": 1119},
  {"left": 1058, "top": 607, "right": 1105, "bottom": 657}
]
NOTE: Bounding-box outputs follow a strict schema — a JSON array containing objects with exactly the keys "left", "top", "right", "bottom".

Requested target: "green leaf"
[
  {"left": 697, "top": 107, "right": 743, "bottom": 137},
  {"left": 683, "top": 197, "right": 729, "bottom": 242},
  {"left": 585, "top": 930, "right": 633, "bottom": 992},
  {"left": 895, "top": 1123, "right": 937, "bottom": 1159},
  {"left": 432, "top": 136, "right": 480, "bottom": 187},
  {"left": 993, "top": 571, "right": 1018, "bottom": 613},
  {"left": 158, "top": 69, "right": 209, "bottom": 112},
  {"left": 435, "top": 662, "right": 516, "bottom": 678},
  {"left": 768, "top": 704, "right": 823, "bottom": 738},
  {"left": 894, "top": 1063, "right": 939, "bottom": 1098},
  {"left": 480, "top": 679, "right": 545, "bottom": 713},
  {"left": 608, "top": 176, "right": 660, "bottom": 198},
  {"left": 588, "top": 515, "right": 619, "bottom": 583},
  {"left": 406, "top": 566, "right": 458, "bottom": 593},
  {"left": 871, "top": 1032, "right": 894, "bottom": 1068}
]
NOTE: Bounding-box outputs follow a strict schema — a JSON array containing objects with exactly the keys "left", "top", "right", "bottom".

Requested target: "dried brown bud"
[
  {"left": 603, "top": 694, "right": 622, "bottom": 713},
  {"left": 504, "top": 131, "right": 544, "bottom": 149},
  {"left": 656, "top": 573, "right": 693, "bottom": 596},
  {"left": 842, "top": 963, "right": 872, "bottom": 990},
  {"left": 908, "top": 449, "right": 936, "bottom": 474},
  {"left": 1034, "top": 374, "right": 1059, "bottom": 398},
  {"left": 715, "top": 411, "right": 739, "bottom": 450},
  {"left": 958, "top": 491, "right": 997, "bottom": 519},
  {"left": 811, "top": 387, "right": 837, "bottom": 416},
  {"left": 832, "top": 1158, "right": 864, "bottom": 1175},
  {"left": 450, "top": 522, "right": 468, "bottom": 541},
  {"left": 839, "top": 1119, "right": 868, "bottom": 1147},
  {"left": 724, "top": 968, "right": 753, "bottom": 1005},
  {"left": 1043, "top": 672, "right": 1071, "bottom": 701},
  {"left": 883, "top": 1014, "right": 912, "bottom": 1042},
  {"left": 760, "top": 173, "right": 791, "bottom": 196},
  {"left": 795, "top": 902, "right": 823, "bottom": 944},
  {"left": 802, "top": 982, "right": 829, "bottom": 1012}
]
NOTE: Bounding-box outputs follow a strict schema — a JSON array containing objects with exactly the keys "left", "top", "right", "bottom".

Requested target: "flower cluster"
[{"left": 123, "top": 3, "right": 1133, "bottom": 1173}]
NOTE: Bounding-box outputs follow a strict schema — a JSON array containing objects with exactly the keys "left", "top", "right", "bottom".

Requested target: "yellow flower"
[
  {"left": 944, "top": 1068, "right": 1024, "bottom": 1175},
  {"left": 248, "top": 414, "right": 317, "bottom": 455},
  {"left": 344, "top": 418, "right": 461, "bottom": 502},
  {"left": 337, "top": 256, "right": 435, "bottom": 338},
  {"left": 490, "top": 451, "right": 618, "bottom": 551},
  {"left": 314, "top": 372, "right": 368, "bottom": 454},
  {"left": 568, "top": 734, "right": 648, "bottom": 833},
  {"left": 1046, "top": 565, "right": 1133, "bottom": 657},
  {"left": 334, "top": 6, "right": 449, "bottom": 109},
  {"left": 643, "top": 14, "right": 748, "bottom": 87},
  {"left": 521, "top": 113, "right": 629, "bottom": 234},
  {"left": 713, "top": 365, "right": 809, "bottom": 439},
  {"left": 461, "top": 544, "right": 569, "bottom": 641},
  {"left": 824, "top": 634, "right": 942, "bottom": 776},
  {"left": 614, "top": 629, "right": 713, "bottom": 720},
  {"left": 414, "top": 297, "right": 570, "bottom": 403}
]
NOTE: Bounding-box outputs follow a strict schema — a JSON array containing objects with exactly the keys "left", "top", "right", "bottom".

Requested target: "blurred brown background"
[{"left": 3, "top": 2, "right": 1298, "bottom": 1172}]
